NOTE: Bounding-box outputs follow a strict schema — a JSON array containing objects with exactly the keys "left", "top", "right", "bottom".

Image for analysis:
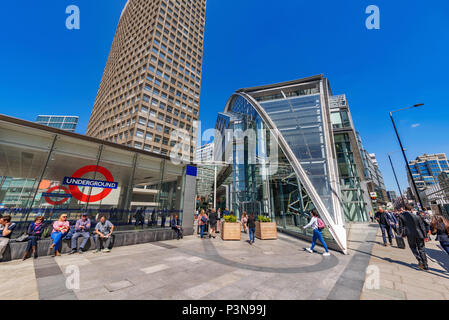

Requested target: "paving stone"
[
  {"left": 104, "top": 280, "right": 135, "bottom": 292},
  {"left": 394, "top": 282, "right": 446, "bottom": 300},
  {"left": 362, "top": 287, "right": 406, "bottom": 300},
  {"left": 140, "top": 264, "right": 170, "bottom": 274}
]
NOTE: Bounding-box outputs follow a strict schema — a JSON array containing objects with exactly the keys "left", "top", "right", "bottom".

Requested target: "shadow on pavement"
[
  {"left": 426, "top": 247, "right": 449, "bottom": 273},
  {"left": 350, "top": 246, "right": 449, "bottom": 280}
]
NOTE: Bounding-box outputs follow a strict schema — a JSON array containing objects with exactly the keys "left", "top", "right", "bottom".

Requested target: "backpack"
[{"left": 317, "top": 218, "right": 325, "bottom": 230}]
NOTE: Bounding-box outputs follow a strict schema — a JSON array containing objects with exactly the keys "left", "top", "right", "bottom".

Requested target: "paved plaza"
[{"left": 0, "top": 223, "right": 448, "bottom": 300}]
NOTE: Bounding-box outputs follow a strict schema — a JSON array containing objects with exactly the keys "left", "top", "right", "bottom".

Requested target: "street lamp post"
[
  {"left": 388, "top": 151, "right": 406, "bottom": 208},
  {"left": 389, "top": 103, "right": 425, "bottom": 210}
]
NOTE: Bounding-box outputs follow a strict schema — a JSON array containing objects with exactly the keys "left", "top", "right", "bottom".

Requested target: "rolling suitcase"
[{"left": 396, "top": 236, "right": 406, "bottom": 249}]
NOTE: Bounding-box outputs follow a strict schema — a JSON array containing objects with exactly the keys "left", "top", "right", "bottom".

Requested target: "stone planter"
[
  {"left": 221, "top": 222, "right": 241, "bottom": 240},
  {"left": 255, "top": 221, "right": 278, "bottom": 240}
]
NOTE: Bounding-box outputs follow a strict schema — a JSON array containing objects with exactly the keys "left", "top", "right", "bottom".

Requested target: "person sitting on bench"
[
  {"left": 0, "top": 215, "right": 17, "bottom": 261},
  {"left": 171, "top": 214, "right": 183, "bottom": 240},
  {"left": 94, "top": 215, "right": 114, "bottom": 253},
  {"left": 23, "top": 216, "right": 45, "bottom": 260},
  {"left": 49, "top": 214, "right": 70, "bottom": 257},
  {"left": 70, "top": 213, "right": 91, "bottom": 255}
]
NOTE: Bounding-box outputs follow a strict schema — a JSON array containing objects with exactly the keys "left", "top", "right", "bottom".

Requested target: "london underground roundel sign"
[
  {"left": 43, "top": 186, "right": 71, "bottom": 205},
  {"left": 44, "top": 165, "right": 117, "bottom": 205},
  {"left": 67, "top": 165, "right": 115, "bottom": 203}
]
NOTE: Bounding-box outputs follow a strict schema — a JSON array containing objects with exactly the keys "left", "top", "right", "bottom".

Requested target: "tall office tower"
[
  {"left": 87, "top": 0, "right": 207, "bottom": 161},
  {"left": 36, "top": 115, "right": 79, "bottom": 132}
]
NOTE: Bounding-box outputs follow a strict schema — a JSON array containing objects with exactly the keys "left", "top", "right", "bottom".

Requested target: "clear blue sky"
[{"left": 1, "top": 0, "right": 448, "bottom": 194}]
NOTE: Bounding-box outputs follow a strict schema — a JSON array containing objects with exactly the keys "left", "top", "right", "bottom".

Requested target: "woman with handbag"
[
  {"left": 430, "top": 216, "right": 449, "bottom": 255},
  {"left": 23, "top": 216, "right": 45, "bottom": 260},
  {"left": 50, "top": 214, "right": 70, "bottom": 256},
  {"left": 198, "top": 210, "right": 208, "bottom": 239}
]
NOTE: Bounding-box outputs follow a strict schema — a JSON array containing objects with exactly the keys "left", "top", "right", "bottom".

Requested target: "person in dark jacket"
[
  {"left": 386, "top": 210, "right": 399, "bottom": 234},
  {"left": 208, "top": 209, "right": 218, "bottom": 238},
  {"left": 375, "top": 207, "right": 394, "bottom": 246},
  {"left": 247, "top": 213, "right": 256, "bottom": 245},
  {"left": 170, "top": 214, "right": 183, "bottom": 240},
  {"left": 23, "top": 216, "right": 45, "bottom": 260},
  {"left": 430, "top": 216, "right": 449, "bottom": 255},
  {"left": 399, "top": 205, "right": 429, "bottom": 270}
]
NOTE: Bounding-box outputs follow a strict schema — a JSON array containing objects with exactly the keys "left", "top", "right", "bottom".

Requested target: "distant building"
[
  {"left": 387, "top": 191, "right": 397, "bottom": 202},
  {"left": 36, "top": 115, "right": 78, "bottom": 132},
  {"left": 195, "top": 142, "right": 214, "bottom": 164},
  {"left": 356, "top": 134, "right": 388, "bottom": 206},
  {"left": 409, "top": 153, "right": 449, "bottom": 190},
  {"left": 329, "top": 94, "right": 373, "bottom": 222}
]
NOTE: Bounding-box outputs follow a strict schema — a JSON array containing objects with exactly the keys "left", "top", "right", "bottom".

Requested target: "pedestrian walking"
[
  {"left": 419, "top": 211, "right": 431, "bottom": 241},
  {"left": 430, "top": 215, "right": 449, "bottom": 255},
  {"left": 208, "top": 209, "right": 218, "bottom": 238},
  {"left": 241, "top": 211, "right": 248, "bottom": 233},
  {"left": 303, "top": 209, "right": 330, "bottom": 256},
  {"left": 247, "top": 213, "right": 256, "bottom": 245},
  {"left": 386, "top": 209, "right": 399, "bottom": 234},
  {"left": 198, "top": 210, "right": 208, "bottom": 239},
  {"left": 375, "top": 207, "right": 394, "bottom": 246},
  {"left": 398, "top": 204, "right": 429, "bottom": 270}
]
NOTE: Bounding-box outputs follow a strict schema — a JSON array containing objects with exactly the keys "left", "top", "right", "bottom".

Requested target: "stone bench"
[{"left": 1, "top": 227, "right": 193, "bottom": 262}]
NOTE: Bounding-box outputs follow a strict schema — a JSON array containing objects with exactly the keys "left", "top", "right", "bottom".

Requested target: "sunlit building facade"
[
  {"left": 87, "top": 0, "right": 207, "bottom": 161},
  {"left": 213, "top": 75, "right": 348, "bottom": 253}
]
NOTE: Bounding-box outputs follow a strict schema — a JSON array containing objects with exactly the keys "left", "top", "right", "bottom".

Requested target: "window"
[{"left": 136, "top": 129, "right": 144, "bottom": 138}]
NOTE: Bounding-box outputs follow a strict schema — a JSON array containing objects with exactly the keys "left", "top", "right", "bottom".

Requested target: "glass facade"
[
  {"left": 260, "top": 94, "right": 336, "bottom": 219},
  {"left": 409, "top": 154, "right": 449, "bottom": 190},
  {"left": 0, "top": 116, "right": 189, "bottom": 238},
  {"left": 334, "top": 133, "right": 368, "bottom": 222},
  {"left": 36, "top": 115, "right": 79, "bottom": 132},
  {"left": 213, "top": 77, "right": 348, "bottom": 252}
]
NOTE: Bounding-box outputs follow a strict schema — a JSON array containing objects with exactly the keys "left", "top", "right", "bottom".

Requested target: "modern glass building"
[
  {"left": 36, "top": 115, "right": 79, "bottom": 132},
  {"left": 329, "top": 94, "right": 372, "bottom": 222},
  {"left": 409, "top": 153, "right": 449, "bottom": 190},
  {"left": 213, "top": 75, "right": 349, "bottom": 253},
  {"left": 0, "top": 114, "right": 196, "bottom": 238}
]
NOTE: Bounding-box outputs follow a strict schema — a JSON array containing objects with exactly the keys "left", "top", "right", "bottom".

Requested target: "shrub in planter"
[
  {"left": 224, "top": 215, "right": 237, "bottom": 223},
  {"left": 256, "top": 215, "right": 277, "bottom": 240},
  {"left": 221, "top": 215, "right": 240, "bottom": 240}
]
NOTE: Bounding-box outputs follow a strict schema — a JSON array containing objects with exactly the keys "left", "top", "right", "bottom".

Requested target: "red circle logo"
[
  {"left": 44, "top": 186, "right": 71, "bottom": 205},
  {"left": 69, "top": 165, "right": 114, "bottom": 203}
]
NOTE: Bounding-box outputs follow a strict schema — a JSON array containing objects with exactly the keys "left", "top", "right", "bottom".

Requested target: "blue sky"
[{"left": 0, "top": 0, "right": 448, "bottom": 194}]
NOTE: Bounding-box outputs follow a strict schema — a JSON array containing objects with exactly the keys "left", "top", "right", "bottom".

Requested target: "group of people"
[
  {"left": 375, "top": 204, "right": 449, "bottom": 270},
  {"left": 18, "top": 213, "right": 115, "bottom": 260}
]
